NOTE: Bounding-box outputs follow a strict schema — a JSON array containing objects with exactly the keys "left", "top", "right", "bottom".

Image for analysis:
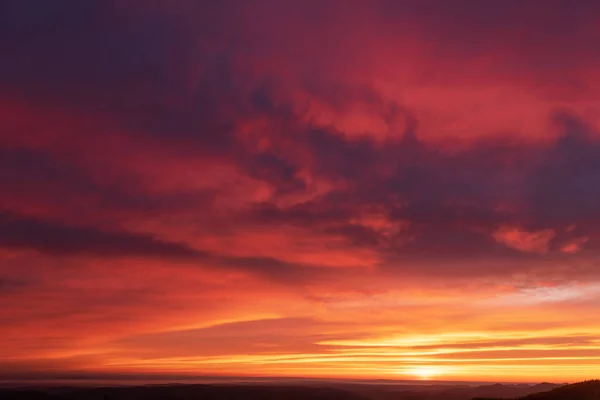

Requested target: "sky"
[{"left": 1, "top": 0, "right": 600, "bottom": 383}]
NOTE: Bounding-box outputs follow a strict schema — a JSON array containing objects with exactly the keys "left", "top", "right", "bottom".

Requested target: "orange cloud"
[
  {"left": 492, "top": 227, "right": 556, "bottom": 254},
  {"left": 561, "top": 237, "right": 589, "bottom": 254}
]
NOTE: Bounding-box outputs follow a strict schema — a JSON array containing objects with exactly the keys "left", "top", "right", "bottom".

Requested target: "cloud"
[
  {"left": 527, "top": 111, "right": 600, "bottom": 228},
  {"left": 2, "top": 0, "right": 600, "bottom": 380},
  {"left": 239, "top": 105, "right": 600, "bottom": 270},
  {"left": 0, "top": 1, "right": 193, "bottom": 103},
  {"left": 493, "top": 227, "right": 556, "bottom": 254},
  {"left": 0, "top": 212, "right": 202, "bottom": 258},
  {"left": 561, "top": 236, "right": 589, "bottom": 254},
  {"left": 0, "top": 276, "right": 29, "bottom": 293},
  {"left": 114, "top": 317, "right": 333, "bottom": 357}
]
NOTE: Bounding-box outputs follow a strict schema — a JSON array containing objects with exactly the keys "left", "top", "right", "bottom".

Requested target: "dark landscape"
[{"left": 2, "top": 381, "right": 600, "bottom": 400}]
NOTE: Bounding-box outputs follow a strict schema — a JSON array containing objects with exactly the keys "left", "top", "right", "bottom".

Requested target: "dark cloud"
[
  {"left": 244, "top": 153, "right": 306, "bottom": 195},
  {"left": 0, "top": 210, "right": 325, "bottom": 284},
  {"left": 0, "top": 211, "right": 202, "bottom": 258},
  {"left": 0, "top": 0, "right": 192, "bottom": 103},
  {"left": 376, "top": 0, "right": 600, "bottom": 59},
  {"left": 528, "top": 111, "right": 600, "bottom": 229},
  {"left": 1, "top": 0, "right": 600, "bottom": 274},
  {"left": 238, "top": 94, "right": 600, "bottom": 265},
  {"left": 0, "top": 146, "right": 101, "bottom": 199},
  {"left": 0, "top": 276, "right": 30, "bottom": 293},
  {"left": 0, "top": 0, "right": 249, "bottom": 156},
  {"left": 0, "top": 145, "right": 217, "bottom": 221}
]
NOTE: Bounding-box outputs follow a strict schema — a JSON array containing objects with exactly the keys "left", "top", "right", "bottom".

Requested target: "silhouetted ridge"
[
  {"left": 2, "top": 382, "right": 593, "bottom": 400},
  {"left": 518, "top": 380, "right": 600, "bottom": 400},
  {"left": 0, "top": 385, "right": 370, "bottom": 400}
]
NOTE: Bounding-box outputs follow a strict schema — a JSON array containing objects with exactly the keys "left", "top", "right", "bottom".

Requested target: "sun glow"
[{"left": 407, "top": 366, "right": 445, "bottom": 380}]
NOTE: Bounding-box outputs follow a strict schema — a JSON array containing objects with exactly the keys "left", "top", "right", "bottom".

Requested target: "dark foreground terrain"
[
  {"left": 1, "top": 380, "right": 598, "bottom": 400},
  {"left": 505, "top": 380, "right": 599, "bottom": 400}
]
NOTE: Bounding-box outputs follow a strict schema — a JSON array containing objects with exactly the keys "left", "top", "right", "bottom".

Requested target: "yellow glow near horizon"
[{"left": 406, "top": 366, "right": 446, "bottom": 380}]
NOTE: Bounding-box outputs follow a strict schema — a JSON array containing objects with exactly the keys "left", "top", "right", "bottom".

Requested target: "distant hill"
[
  {"left": 349, "top": 382, "right": 563, "bottom": 400},
  {"left": 518, "top": 380, "right": 600, "bottom": 400},
  {"left": 0, "top": 385, "right": 370, "bottom": 400},
  {"left": 473, "top": 380, "right": 600, "bottom": 400},
  {"left": 462, "top": 383, "right": 562, "bottom": 400},
  {"left": 0, "top": 381, "right": 582, "bottom": 400}
]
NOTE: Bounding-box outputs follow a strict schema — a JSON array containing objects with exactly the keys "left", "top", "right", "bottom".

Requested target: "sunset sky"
[{"left": 2, "top": 0, "right": 600, "bottom": 383}]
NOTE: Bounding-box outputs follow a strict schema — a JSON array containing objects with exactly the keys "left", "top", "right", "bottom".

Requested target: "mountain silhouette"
[
  {"left": 518, "top": 380, "right": 600, "bottom": 400},
  {"left": 474, "top": 380, "right": 600, "bottom": 400},
  {"left": 0, "top": 385, "right": 370, "bottom": 400},
  {"left": 2, "top": 381, "right": 598, "bottom": 400}
]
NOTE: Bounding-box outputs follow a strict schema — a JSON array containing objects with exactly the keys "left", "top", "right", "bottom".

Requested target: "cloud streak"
[{"left": 0, "top": 211, "right": 201, "bottom": 258}]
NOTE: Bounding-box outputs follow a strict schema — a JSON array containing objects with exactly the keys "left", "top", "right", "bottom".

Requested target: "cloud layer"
[{"left": 1, "top": 0, "right": 600, "bottom": 382}]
